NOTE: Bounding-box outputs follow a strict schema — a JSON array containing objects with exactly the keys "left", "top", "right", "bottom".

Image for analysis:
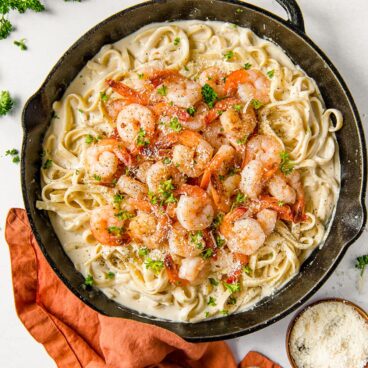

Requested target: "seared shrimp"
[
  {"left": 90, "top": 205, "right": 129, "bottom": 246},
  {"left": 220, "top": 208, "right": 266, "bottom": 255},
  {"left": 129, "top": 212, "right": 168, "bottom": 249},
  {"left": 116, "top": 103, "right": 156, "bottom": 152},
  {"left": 146, "top": 161, "right": 184, "bottom": 194},
  {"left": 86, "top": 138, "right": 131, "bottom": 183},
  {"left": 176, "top": 184, "right": 214, "bottom": 231},
  {"left": 240, "top": 159, "right": 265, "bottom": 200},
  {"left": 159, "top": 130, "right": 213, "bottom": 178},
  {"left": 256, "top": 209, "right": 277, "bottom": 236},
  {"left": 219, "top": 105, "right": 257, "bottom": 147},
  {"left": 116, "top": 175, "right": 148, "bottom": 199},
  {"left": 178, "top": 257, "right": 207, "bottom": 283},
  {"left": 225, "top": 69, "right": 270, "bottom": 104},
  {"left": 201, "top": 119, "right": 230, "bottom": 150},
  {"left": 168, "top": 222, "right": 203, "bottom": 257},
  {"left": 198, "top": 67, "right": 227, "bottom": 98}
]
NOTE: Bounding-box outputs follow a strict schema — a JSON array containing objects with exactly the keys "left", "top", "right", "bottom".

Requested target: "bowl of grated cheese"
[{"left": 286, "top": 298, "right": 368, "bottom": 368}]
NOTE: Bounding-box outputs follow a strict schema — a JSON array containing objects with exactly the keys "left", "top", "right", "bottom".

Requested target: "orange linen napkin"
[{"left": 5, "top": 208, "right": 281, "bottom": 368}]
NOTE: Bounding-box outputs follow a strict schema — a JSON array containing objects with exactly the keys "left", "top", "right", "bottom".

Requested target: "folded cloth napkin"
[{"left": 5, "top": 208, "right": 281, "bottom": 368}]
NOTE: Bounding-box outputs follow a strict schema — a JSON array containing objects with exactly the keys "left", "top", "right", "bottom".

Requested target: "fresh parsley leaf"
[
  {"left": 212, "top": 213, "right": 224, "bottom": 229},
  {"left": 114, "top": 210, "right": 133, "bottom": 221},
  {"left": 227, "top": 296, "right": 237, "bottom": 305},
  {"left": 138, "top": 247, "right": 149, "bottom": 257},
  {"left": 12, "top": 155, "right": 20, "bottom": 163},
  {"left": 278, "top": 201, "right": 285, "bottom": 207},
  {"left": 231, "top": 192, "right": 246, "bottom": 210},
  {"left": 14, "top": 38, "right": 27, "bottom": 50},
  {"left": 93, "top": 174, "right": 102, "bottom": 181},
  {"left": 43, "top": 159, "right": 52, "bottom": 169},
  {"left": 207, "top": 296, "right": 217, "bottom": 306},
  {"left": 267, "top": 69, "right": 275, "bottom": 78},
  {"left": 224, "top": 50, "right": 234, "bottom": 61},
  {"left": 190, "top": 231, "right": 204, "bottom": 249},
  {"left": 186, "top": 106, "right": 196, "bottom": 117},
  {"left": 113, "top": 193, "right": 124, "bottom": 204},
  {"left": 201, "top": 248, "right": 214, "bottom": 260},
  {"left": 0, "top": 17, "right": 12, "bottom": 39},
  {"left": 13, "top": 0, "right": 45, "bottom": 13},
  {"left": 100, "top": 91, "right": 108, "bottom": 102},
  {"left": 236, "top": 8, "right": 244, "bottom": 13},
  {"left": 0, "top": 90, "right": 13, "bottom": 116},
  {"left": 236, "top": 135, "right": 248, "bottom": 145},
  {"left": 205, "top": 311, "right": 210, "bottom": 318},
  {"left": 107, "top": 226, "right": 124, "bottom": 235},
  {"left": 244, "top": 63, "right": 252, "bottom": 70},
  {"left": 279, "top": 151, "right": 294, "bottom": 175},
  {"left": 220, "top": 309, "right": 229, "bottom": 315},
  {"left": 157, "top": 85, "right": 168, "bottom": 96},
  {"left": 209, "top": 277, "right": 219, "bottom": 286},
  {"left": 106, "top": 271, "right": 115, "bottom": 279},
  {"left": 84, "top": 274, "right": 94, "bottom": 286},
  {"left": 251, "top": 99, "right": 263, "bottom": 110},
  {"left": 215, "top": 235, "right": 225, "bottom": 248},
  {"left": 5, "top": 148, "right": 18, "bottom": 156},
  {"left": 169, "top": 117, "right": 182, "bottom": 132},
  {"left": 145, "top": 258, "right": 164, "bottom": 274},
  {"left": 233, "top": 104, "right": 242, "bottom": 112},
  {"left": 223, "top": 282, "right": 241, "bottom": 293},
  {"left": 136, "top": 128, "right": 150, "bottom": 147},
  {"left": 137, "top": 73, "right": 144, "bottom": 79},
  {"left": 173, "top": 37, "right": 180, "bottom": 46},
  {"left": 356, "top": 254, "right": 368, "bottom": 276},
  {"left": 163, "top": 157, "right": 171, "bottom": 165},
  {"left": 202, "top": 83, "right": 218, "bottom": 108},
  {"left": 243, "top": 265, "right": 252, "bottom": 275},
  {"left": 85, "top": 134, "right": 96, "bottom": 144}
]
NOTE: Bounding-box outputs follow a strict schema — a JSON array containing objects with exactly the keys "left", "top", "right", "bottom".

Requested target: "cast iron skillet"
[{"left": 21, "top": 0, "right": 367, "bottom": 341}]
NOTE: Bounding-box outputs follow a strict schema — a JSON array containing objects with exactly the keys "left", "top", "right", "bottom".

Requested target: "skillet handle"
[{"left": 275, "top": 0, "right": 305, "bottom": 33}]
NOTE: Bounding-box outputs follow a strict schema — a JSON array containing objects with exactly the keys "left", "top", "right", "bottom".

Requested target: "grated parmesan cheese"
[{"left": 289, "top": 301, "right": 368, "bottom": 368}]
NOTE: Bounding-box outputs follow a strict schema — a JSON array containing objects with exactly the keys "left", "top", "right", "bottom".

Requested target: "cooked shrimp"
[
  {"left": 220, "top": 207, "right": 266, "bottom": 255},
  {"left": 201, "top": 144, "right": 236, "bottom": 188},
  {"left": 157, "top": 130, "right": 213, "bottom": 178},
  {"left": 176, "top": 184, "right": 214, "bottom": 231},
  {"left": 267, "top": 173, "right": 296, "bottom": 204},
  {"left": 256, "top": 209, "right": 277, "bottom": 236},
  {"left": 225, "top": 69, "right": 270, "bottom": 104},
  {"left": 178, "top": 257, "right": 207, "bottom": 283},
  {"left": 86, "top": 138, "right": 131, "bottom": 183},
  {"left": 116, "top": 103, "right": 156, "bottom": 152},
  {"left": 201, "top": 119, "right": 230, "bottom": 150},
  {"left": 116, "top": 175, "right": 148, "bottom": 199},
  {"left": 134, "top": 161, "right": 152, "bottom": 183},
  {"left": 243, "top": 134, "right": 282, "bottom": 169},
  {"left": 106, "top": 79, "right": 151, "bottom": 105},
  {"left": 146, "top": 161, "right": 184, "bottom": 193},
  {"left": 129, "top": 212, "right": 168, "bottom": 249},
  {"left": 198, "top": 67, "right": 227, "bottom": 98},
  {"left": 219, "top": 105, "right": 257, "bottom": 147},
  {"left": 168, "top": 222, "right": 203, "bottom": 257},
  {"left": 240, "top": 159, "right": 265, "bottom": 200},
  {"left": 90, "top": 205, "right": 129, "bottom": 246},
  {"left": 209, "top": 173, "right": 241, "bottom": 212}
]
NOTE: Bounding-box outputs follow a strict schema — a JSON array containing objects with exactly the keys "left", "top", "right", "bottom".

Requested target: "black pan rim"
[{"left": 21, "top": 0, "right": 367, "bottom": 342}]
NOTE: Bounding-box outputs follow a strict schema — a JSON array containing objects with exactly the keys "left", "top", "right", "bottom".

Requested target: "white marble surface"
[{"left": 0, "top": 1, "right": 367, "bottom": 366}]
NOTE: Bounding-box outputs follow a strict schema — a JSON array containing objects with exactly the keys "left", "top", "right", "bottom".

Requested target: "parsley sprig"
[
  {"left": 202, "top": 84, "right": 218, "bottom": 108},
  {"left": 356, "top": 254, "right": 368, "bottom": 276},
  {"left": 280, "top": 151, "right": 294, "bottom": 175},
  {"left": 0, "top": 90, "right": 13, "bottom": 116}
]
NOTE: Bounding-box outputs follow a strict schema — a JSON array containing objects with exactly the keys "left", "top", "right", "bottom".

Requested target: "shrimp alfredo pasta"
[{"left": 37, "top": 21, "right": 342, "bottom": 322}]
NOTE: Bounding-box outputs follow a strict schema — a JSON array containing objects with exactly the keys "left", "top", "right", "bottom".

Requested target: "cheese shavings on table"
[{"left": 289, "top": 301, "right": 368, "bottom": 368}]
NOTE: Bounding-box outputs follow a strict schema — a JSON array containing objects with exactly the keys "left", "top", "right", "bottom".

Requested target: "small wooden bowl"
[{"left": 286, "top": 298, "right": 368, "bottom": 368}]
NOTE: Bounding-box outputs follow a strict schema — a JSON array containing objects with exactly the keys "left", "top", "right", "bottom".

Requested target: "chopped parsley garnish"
[
  {"left": 137, "top": 73, "right": 144, "bottom": 79},
  {"left": 267, "top": 69, "right": 275, "bottom": 78},
  {"left": 251, "top": 99, "right": 263, "bottom": 110},
  {"left": 231, "top": 192, "right": 246, "bottom": 210},
  {"left": 93, "top": 174, "right": 102, "bottom": 181},
  {"left": 212, "top": 213, "right": 224, "bottom": 229},
  {"left": 114, "top": 210, "right": 134, "bottom": 221},
  {"left": 243, "top": 265, "right": 252, "bottom": 275},
  {"left": 207, "top": 296, "right": 217, "bottom": 306},
  {"left": 163, "top": 157, "right": 171, "bottom": 165},
  {"left": 356, "top": 254, "right": 368, "bottom": 276},
  {"left": 190, "top": 231, "right": 204, "bottom": 249},
  {"left": 6, "top": 148, "right": 18, "bottom": 156},
  {"left": 223, "top": 282, "right": 241, "bottom": 293},
  {"left": 0, "top": 90, "right": 13, "bottom": 116},
  {"left": 279, "top": 151, "right": 294, "bottom": 175},
  {"left": 186, "top": 106, "right": 196, "bottom": 117},
  {"left": 184, "top": 65, "right": 189, "bottom": 72},
  {"left": 43, "top": 159, "right": 53, "bottom": 169},
  {"left": 236, "top": 8, "right": 244, "bottom": 13},
  {"left": 144, "top": 258, "right": 164, "bottom": 274},
  {"left": 220, "top": 309, "right": 229, "bottom": 316},
  {"left": 157, "top": 85, "right": 168, "bottom": 96},
  {"left": 12, "top": 155, "right": 20, "bottom": 163},
  {"left": 224, "top": 50, "right": 234, "bottom": 61},
  {"left": 136, "top": 128, "right": 150, "bottom": 147},
  {"left": 278, "top": 201, "right": 285, "bottom": 207},
  {"left": 106, "top": 271, "right": 115, "bottom": 279},
  {"left": 14, "top": 38, "right": 27, "bottom": 50},
  {"left": 244, "top": 63, "right": 252, "bottom": 70},
  {"left": 0, "top": 17, "right": 12, "bottom": 40},
  {"left": 169, "top": 117, "right": 182, "bottom": 132},
  {"left": 149, "top": 179, "right": 177, "bottom": 207},
  {"left": 202, "top": 83, "right": 218, "bottom": 108},
  {"left": 173, "top": 37, "right": 180, "bottom": 46},
  {"left": 233, "top": 104, "right": 242, "bottom": 112},
  {"left": 84, "top": 274, "right": 94, "bottom": 286},
  {"left": 107, "top": 226, "right": 124, "bottom": 235},
  {"left": 201, "top": 248, "right": 214, "bottom": 260},
  {"left": 215, "top": 235, "right": 226, "bottom": 248},
  {"left": 205, "top": 311, "right": 210, "bottom": 318},
  {"left": 209, "top": 277, "right": 219, "bottom": 286},
  {"left": 228, "top": 167, "right": 240, "bottom": 176},
  {"left": 100, "top": 91, "right": 108, "bottom": 102},
  {"left": 113, "top": 193, "right": 124, "bottom": 204},
  {"left": 217, "top": 110, "right": 224, "bottom": 116},
  {"left": 236, "top": 135, "right": 248, "bottom": 145},
  {"left": 227, "top": 296, "right": 237, "bottom": 305},
  {"left": 138, "top": 247, "right": 149, "bottom": 257},
  {"left": 85, "top": 134, "right": 97, "bottom": 144}
]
